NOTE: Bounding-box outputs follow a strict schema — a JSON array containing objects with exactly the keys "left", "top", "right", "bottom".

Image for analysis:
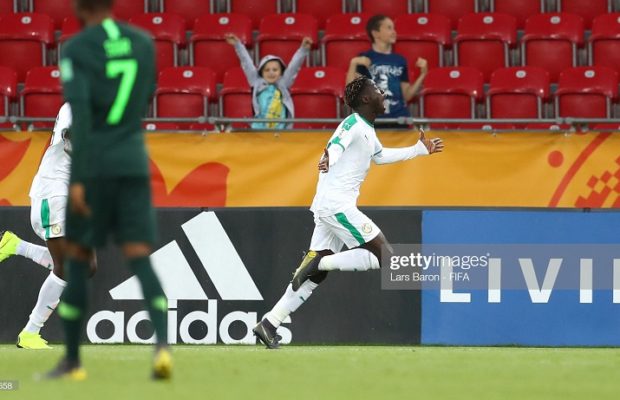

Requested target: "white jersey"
[
  {"left": 310, "top": 113, "right": 383, "bottom": 216},
  {"left": 50, "top": 102, "right": 72, "bottom": 146},
  {"left": 29, "top": 103, "right": 72, "bottom": 199},
  {"left": 310, "top": 113, "right": 429, "bottom": 217}
]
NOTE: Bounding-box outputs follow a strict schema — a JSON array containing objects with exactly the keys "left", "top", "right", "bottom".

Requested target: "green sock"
[
  {"left": 58, "top": 258, "right": 89, "bottom": 362},
  {"left": 129, "top": 256, "right": 168, "bottom": 345}
]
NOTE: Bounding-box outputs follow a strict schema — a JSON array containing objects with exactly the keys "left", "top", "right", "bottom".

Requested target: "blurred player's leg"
[
  {"left": 124, "top": 246, "right": 170, "bottom": 380},
  {"left": 0, "top": 231, "right": 53, "bottom": 270},
  {"left": 118, "top": 175, "right": 171, "bottom": 379},
  {"left": 47, "top": 243, "right": 91, "bottom": 379}
]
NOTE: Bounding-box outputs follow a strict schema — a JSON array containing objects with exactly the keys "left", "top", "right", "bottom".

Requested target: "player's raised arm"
[{"left": 372, "top": 128, "right": 444, "bottom": 165}]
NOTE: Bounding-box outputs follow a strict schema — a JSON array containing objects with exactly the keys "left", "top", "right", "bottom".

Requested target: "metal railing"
[{"left": 4, "top": 116, "right": 620, "bottom": 133}]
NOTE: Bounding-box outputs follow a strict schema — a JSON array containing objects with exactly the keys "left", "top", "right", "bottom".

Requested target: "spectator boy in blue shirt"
[{"left": 346, "top": 14, "right": 428, "bottom": 125}]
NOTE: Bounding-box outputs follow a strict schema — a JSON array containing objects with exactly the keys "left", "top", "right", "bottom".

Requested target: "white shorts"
[
  {"left": 30, "top": 196, "right": 67, "bottom": 241},
  {"left": 309, "top": 207, "right": 381, "bottom": 253}
]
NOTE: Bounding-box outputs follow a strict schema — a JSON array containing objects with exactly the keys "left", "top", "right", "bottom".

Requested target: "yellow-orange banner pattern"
[{"left": 1, "top": 131, "right": 618, "bottom": 208}]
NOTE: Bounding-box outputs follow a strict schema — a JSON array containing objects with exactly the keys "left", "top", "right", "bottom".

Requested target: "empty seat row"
[
  {"left": 421, "top": 66, "right": 618, "bottom": 119},
  {"left": 3, "top": 65, "right": 619, "bottom": 132},
  {"left": 6, "top": 1, "right": 617, "bottom": 30},
  {"left": 6, "top": 11, "right": 620, "bottom": 84},
  {"left": 0, "top": 65, "right": 345, "bottom": 130}
]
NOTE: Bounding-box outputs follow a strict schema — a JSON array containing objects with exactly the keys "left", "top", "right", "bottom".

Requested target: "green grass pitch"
[{"left": 0, "top": 344, "right": 617, "bottom": 400}]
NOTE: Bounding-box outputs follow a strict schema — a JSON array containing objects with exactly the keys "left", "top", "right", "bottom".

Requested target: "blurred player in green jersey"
[{"left": 47, "top": 0, "right": 171, "bottom": 381}]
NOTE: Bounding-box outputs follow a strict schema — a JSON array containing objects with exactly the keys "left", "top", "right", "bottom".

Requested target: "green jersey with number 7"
[{"left": 59, "top": 18, "right": 155, "bottom": 183}]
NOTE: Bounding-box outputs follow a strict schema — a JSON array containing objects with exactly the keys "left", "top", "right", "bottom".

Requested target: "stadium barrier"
[
  {"left": 6, "top": 116, "right": 620, "bottom": 132},
  {"left": 0, "top": 207, "right": 422, "bottom": 345},
  {"left": 0, "top": 207, "right": 618, "bottom": 346}
]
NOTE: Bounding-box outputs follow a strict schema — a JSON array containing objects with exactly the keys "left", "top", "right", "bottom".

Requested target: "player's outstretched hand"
[
  {"left": 419, "top": 128, "right": 444, "bottom": 154},
  {"left": 318, "top": 148, "right": 329, "bottom": 173},
  {"left": 301, "top": 37, "right": 313, "bottom": 49},
  {"left": 70, "top": 183, "right": 92, "bottom": 217},
  {"left": 225, "top": 34, "right": 239, "bottom": 45}
]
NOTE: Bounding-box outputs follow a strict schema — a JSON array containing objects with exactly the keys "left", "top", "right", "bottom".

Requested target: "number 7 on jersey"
[{"left": 106, "top": 59, "right": 137, "bottom": 125}]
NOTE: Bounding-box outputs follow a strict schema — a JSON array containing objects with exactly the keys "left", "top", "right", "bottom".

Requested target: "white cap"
[{"left": 258, "top": 54, "right": 286, "bottom": 75}]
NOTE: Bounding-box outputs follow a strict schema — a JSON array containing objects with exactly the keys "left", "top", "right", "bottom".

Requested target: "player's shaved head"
[
  {"left": 345, "top": 76, "right": 371, "bottom": 110},
  {"left": 75, "top": 0, "right": 113, "bottom": 12}
]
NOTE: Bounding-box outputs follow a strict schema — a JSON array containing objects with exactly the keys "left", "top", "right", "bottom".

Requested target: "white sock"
[
  {"left": 265, "top": 280, "right": 319, "bottom": 328},
  {"left": 23, "top": 272, "right": 67, "bottom": 334},
  {"left": 16, "top": 240, "right": 53, "bottom": 271},
  {"left": 319, "top": 248, "right": 380, "bottom": 272}
]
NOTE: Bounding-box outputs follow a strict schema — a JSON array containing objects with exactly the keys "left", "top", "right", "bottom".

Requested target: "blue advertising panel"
[{"left": 421, "top": 210, "right": 620, "bottom": 346}]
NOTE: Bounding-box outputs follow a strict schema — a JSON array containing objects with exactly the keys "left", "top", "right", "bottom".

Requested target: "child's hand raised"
[
  {"left": 225, "top": 34, "right": 239, "bottom": 45},
  {"left": 301, "top": 37, "right": 313, "bottom": 49},
  {"left": 416, "top": 57, "right": 429, "bottom": 75}
]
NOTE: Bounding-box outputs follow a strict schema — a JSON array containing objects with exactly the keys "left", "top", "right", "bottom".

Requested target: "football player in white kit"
[
  {"left": 253, "top": 76, "right": 444, "bottom": 348},
  {"left": 0, "top": 103, "right": 94, "bottom": 349}
]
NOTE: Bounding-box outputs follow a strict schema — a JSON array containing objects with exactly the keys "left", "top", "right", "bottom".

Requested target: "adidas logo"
[
  {"left": 110, "top": 211, "right": 263, "bottom": 301},
  {"left": 86, "top": 211, "right": 292, "bottom": 345}
]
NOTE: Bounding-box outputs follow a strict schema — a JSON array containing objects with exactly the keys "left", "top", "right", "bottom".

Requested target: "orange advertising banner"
[{"left": 0, "top": 130, "right": 618, "bottom": 208}]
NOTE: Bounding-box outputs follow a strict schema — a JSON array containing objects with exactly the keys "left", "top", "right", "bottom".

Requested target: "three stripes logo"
[
  {"left": 110, "top": 211, "right": 262, "bottom": 301},
  {"left": 86, "top": 212, "right": 292, "bottom": 345}
]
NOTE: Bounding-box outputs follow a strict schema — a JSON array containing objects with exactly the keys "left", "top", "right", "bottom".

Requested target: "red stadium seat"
[
  {"left": 455, "top": 13, "right": 517, "bottom": 82},
  {"left": 487, "top": 67, "right": 550, "bottom": 118},
  {"left": 555, "top": 66, "right": 618, "bottom": 118},
  {"left": 256, "top": 14, "right": 317, "bottom": 64},
  {"left": 190, "top": 14, "right": 253, "bottom": 83},
  {"left": 0, "top": 66, "right": 17, "bottom": 120},
  {"left": 322, "top": 13, "right": 372, "bottom": 70},
  {"left": 0, "top": 0, "right": 15, "bottom": 14},
  {"left": 490, "top": 0, "right": 544, "bottom": 29},
  {"left": 59, "top": 16, "right": 81, "bottom": 47},
  {"left": 358, "top": 0, "right": 412, "bottom": 18},
  {"left": 557, "top": 0, "right": 611, "bottom": 29},
  {"left": 229, "top": 0, "right": 279, "bottom": 29},
  {"left": 394, "top": 14, "right": 452, "bottom": 69},
  {"left": 294, "top": 0, "right": 345, "bottom": 30},
  {"left": 291, "top": 67, "right": 345, "bottom": 128},
  {"left": 21, "top": 67, "right": 63, "bottom": 129},
  {"left": 143, "top": 122, "right": 181, "bottom": 131},
  {"left": 424, "top": 0, "right": 477, "bottom": 29},
  {"left": 129, "top": 13, "right": 186, "bottom": 73},
  {"left": 0, "top": 13, "right": 54, "bottom": 82},
  {"left": 420, "top": 67, "right": 484, "bottom": 118},
  {"left": 589, "top": 14, "right": 620, "bottom": 74},
  {"left": 155, "top": 67, "right": 217, "bottom": 128},
  {"left": 219, "top": 67, "right": 253, "bottom": 128},
  {"left": 112, "top": 0, "right": 147, "bottom": 21},
  {"left": 32, "top": 0, "right": 72, "bottom": 29},
  {"left": 161, "top": 0, "right": 213, "bottom": 29},
  {"left": 522, "top": 13, "right": 584, "bottom": 82}
]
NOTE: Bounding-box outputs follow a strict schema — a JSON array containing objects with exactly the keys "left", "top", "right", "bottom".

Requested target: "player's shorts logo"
[
  {"left": 362, "top": 223, "right": 373, "bottom": 234},
  {"left": 51, "top": 224, "right": 62, "bottom": 235}
]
